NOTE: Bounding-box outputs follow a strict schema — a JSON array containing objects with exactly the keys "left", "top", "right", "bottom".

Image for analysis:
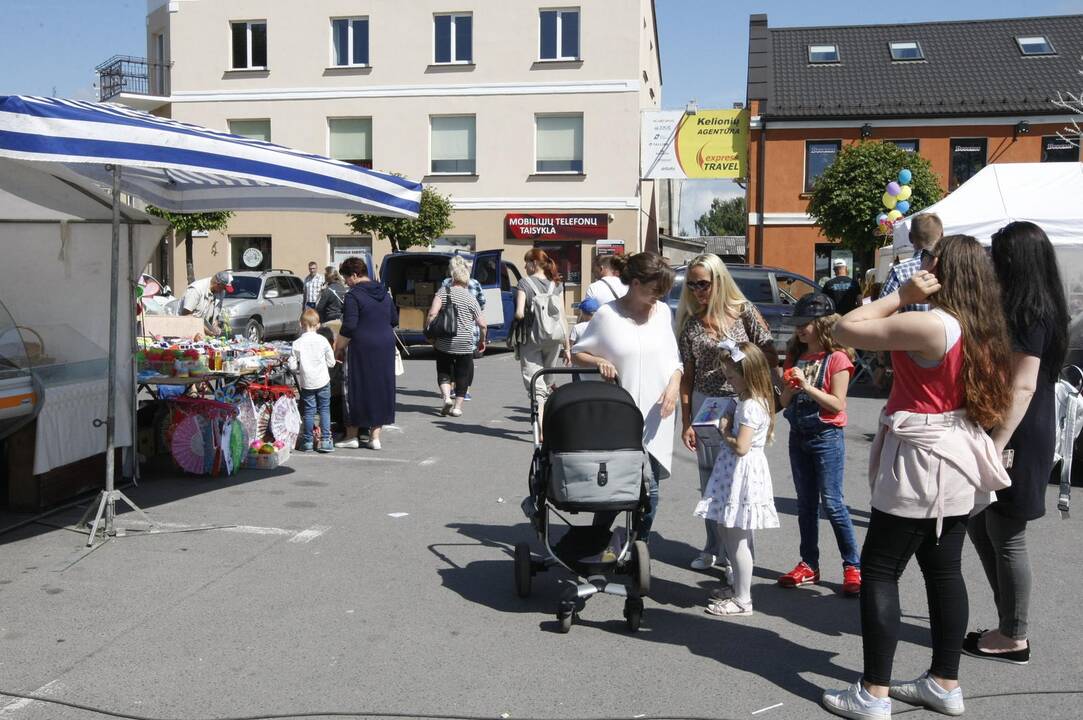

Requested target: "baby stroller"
[{"left": 515, "top": 368, "right": 653, "bottom": 633}]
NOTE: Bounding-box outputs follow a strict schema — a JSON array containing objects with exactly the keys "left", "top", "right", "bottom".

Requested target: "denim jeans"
[
  {"left": 968, "top": 508, "right": 1032, "bottom": 639},
  {"left": 788, "top": 423, "right": 861, "bottom": 569},
  {"left": 300, "top": 383, "right": 331, "bottom": 446}
]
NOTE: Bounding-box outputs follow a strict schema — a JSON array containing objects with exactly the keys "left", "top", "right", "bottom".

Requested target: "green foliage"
[
  {"left": 806, "top": 142, "right": 943, "bottom": 253},
  {"left": 694, "top": 196, "right": 746, "bottom": 237},
  {"left": 145, "top": 207, "right": 233, "bottom": 233},
  {"left": 348, "top": 186, "right": 454, "bottom": 253}
]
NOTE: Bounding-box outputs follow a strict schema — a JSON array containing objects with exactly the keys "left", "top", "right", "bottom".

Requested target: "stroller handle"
[{"left": 528, "top": 366, "right": 620, "bottom": 419}]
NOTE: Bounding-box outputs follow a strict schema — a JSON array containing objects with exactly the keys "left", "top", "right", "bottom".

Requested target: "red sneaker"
[
  {"left": 778, "top": 561, "right": 819, "bottom": 588},
  {"left": 842, "top": 565, "right": 862, "bottom": 596}
]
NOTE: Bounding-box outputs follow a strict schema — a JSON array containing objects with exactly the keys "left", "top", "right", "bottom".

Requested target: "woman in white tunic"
[{"left": 571, "top": 253, "right": 683, "bottom": 540}]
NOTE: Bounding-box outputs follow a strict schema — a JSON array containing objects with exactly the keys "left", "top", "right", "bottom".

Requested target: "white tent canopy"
[
  {"left": 0, "top": 157, "right": 166, "bottom": 474},
  {"left": 894, "top": 162, "right": 1083, "bottom": 249}
]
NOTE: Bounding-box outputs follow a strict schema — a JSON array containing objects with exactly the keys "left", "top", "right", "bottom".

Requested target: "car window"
[
  {"left": 473, "top": 255, "right": 499, "bottom": 287},
  {"left": 502, "top": 262, "right": 521, "bottom": 292},
  {"left": 669, "top": 273, "right": 685, "bottom": 305},
  {"left": 262, "top": 277, "right": 279, "bottom": 296},
  {"left": 731, "top": 272, "right": 775, "bottom": 303},
  {"left": 776, "top": 274, "right": 819, "bottom": 304},
  {"left": 279, "top": 277, "right": 303, "bottom": 297},
  {"left": 229, "top": 276, "right": 261, "bottom": 299}
]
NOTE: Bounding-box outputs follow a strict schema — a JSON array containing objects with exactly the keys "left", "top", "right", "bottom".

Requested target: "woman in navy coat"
[{"left": 334, "top": 256, "right": 398, "bottom": 450}]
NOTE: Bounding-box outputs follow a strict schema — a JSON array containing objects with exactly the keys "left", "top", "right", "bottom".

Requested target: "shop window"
[
  {"left": 534, "top": 242, "right": 582, "bottom": 285},
  {"left": 1042, "top": 136, "right": 1080, "bottom": 162},
  {"left": 805, "top": 140, "right": 841, "bottom": 191},
  {"left": 329, "top": 236, "right": 372, "bottom": 270},
  {"left": 329, "top": 118, "right": 372, "bottom": 168},
  {"left": 228, "top": 119, "right": 271, "bottom": 142},
  {"left": 331, "top": 17, "right": 369, "bottom": 66},
  {"left": 231, "top": 236, "right": 272, "bottom": 271},
  {"left": 231, "top": 20, "right": 267, "bottom": 70},
  {"left": 949, "top": 138, "right": 987, "bottom": 190}
]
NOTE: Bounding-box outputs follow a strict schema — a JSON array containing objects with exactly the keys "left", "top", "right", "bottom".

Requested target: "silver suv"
[{"left": 219, "top": 270, "right": 306, "bottom": 341}]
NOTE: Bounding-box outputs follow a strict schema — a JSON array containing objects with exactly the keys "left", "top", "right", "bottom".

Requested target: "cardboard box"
[
  {"left": 398, "top": 307, "right": 427, "bottom": 331},
  {"left": 396, "top": 294, "right": 415, "bottom": 307},
  {"left": 415, "top": 292, "right": 434, "bottom": 309},
  {"left": 143, "top": 315, "right": 205, "bottom": 339},
  {"left": 414, "top": 281, "right": 436, "bottom": 295}
]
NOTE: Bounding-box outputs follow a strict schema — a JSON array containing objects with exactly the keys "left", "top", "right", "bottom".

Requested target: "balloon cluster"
[{"left": 875, "top": 168, "right": 913, "bottom": 236}]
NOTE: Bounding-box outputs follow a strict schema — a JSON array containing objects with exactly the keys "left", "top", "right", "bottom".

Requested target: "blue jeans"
[
  {"left": 788, "top": 424, "right": 860, "bottom": 569},
  {"left": 300, "top": 383, "right": 331, "bottom": 446}
]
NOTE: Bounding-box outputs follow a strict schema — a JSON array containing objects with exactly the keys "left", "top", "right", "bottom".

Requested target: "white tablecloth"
[{"left": 34, "top": 379, "right": 131, "bottom": 475}]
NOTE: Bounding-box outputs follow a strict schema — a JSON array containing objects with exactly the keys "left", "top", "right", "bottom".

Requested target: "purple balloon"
[{"left": 886, "top": 181, "right": 901, "bottom": 196}]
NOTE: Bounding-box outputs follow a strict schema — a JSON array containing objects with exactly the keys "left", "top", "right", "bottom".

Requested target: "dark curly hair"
[{"left": 338, "top": 256, "right": 368, "bottom": 279}]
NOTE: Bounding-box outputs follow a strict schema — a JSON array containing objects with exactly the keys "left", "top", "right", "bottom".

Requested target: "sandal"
[{"left": 705, "top": 597, "right": 752, "bottom": 617}]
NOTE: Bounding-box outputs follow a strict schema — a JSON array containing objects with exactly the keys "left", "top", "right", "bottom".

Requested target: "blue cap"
[{"left": 578, "top": 297, "right": 601, "bottom": 314}]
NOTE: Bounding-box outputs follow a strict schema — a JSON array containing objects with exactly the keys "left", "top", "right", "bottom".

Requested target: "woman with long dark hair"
[
  {"left": 822, "top": 235, "right": 1013, "bottom": 719},
  {"left": 963, "top": 221, "right": 1070, "bottom": 666}
]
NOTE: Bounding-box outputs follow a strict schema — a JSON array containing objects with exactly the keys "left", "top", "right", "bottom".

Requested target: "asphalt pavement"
[{"left": 1, "top": 347, "right": 1082, "bottom": 720}]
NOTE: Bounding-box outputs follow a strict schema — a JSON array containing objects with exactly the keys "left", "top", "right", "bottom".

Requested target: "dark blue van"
[{"left": 379, "top": 250, "right": 522, "bottom": 347}]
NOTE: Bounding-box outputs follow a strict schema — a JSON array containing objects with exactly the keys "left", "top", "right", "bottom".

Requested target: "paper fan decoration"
[
  {"left": 222, "top": 419, "right": 247, "bottom": 475},
  {"left": 255, "top": 402, "right": 273, "bottom": 441},
  {"left": 171, "top": 415, "right": 209, "bottom": 475},
  {"left": 271, "top": 396, "right": 301, "bottom": 444},
  {"left": 202, "top": 417, "right": 217, "bottom": 476},
  {"left": 236, "top": 395, "right": 258, "bottom": 443}
]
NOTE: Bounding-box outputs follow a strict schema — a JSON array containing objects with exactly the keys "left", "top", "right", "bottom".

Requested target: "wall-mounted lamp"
[
  {"left": 685, "top": 100, "right": 698, "bottom": 116},
  {"left": 1014, "top": 120, "right": 1031, "bottom": 138},
  {"left": 860, "top": 123, "right": 873, "bottom": 139}
]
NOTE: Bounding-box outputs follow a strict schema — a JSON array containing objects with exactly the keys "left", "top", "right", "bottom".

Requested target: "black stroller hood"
[{"left": 542, "top": 381, "right": 644, "bottom": 452}]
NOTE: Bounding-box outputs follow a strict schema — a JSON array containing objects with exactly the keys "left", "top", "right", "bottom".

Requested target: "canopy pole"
[{"left": 80, "top": 165, "right": 152, "bottom": 546}]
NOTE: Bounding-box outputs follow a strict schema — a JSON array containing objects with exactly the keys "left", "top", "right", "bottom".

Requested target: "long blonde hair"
[
  {"left": 676, "top": 254, "right": 750, "bottom": 337},
  {"left": 723, "top": 341, "right": 775, "bottom": 443}
]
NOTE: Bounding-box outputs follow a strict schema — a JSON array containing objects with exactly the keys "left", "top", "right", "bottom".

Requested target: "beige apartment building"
[{"left": 107, "top": 0, "right": 661, "bottom": 302}]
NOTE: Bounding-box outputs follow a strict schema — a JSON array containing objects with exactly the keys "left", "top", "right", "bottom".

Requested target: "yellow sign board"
[{"left": 641, "top": 109, "right": 749, "bottom": 180}]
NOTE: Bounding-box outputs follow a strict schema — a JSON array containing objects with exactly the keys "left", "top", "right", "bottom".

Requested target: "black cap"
[{"left": 784, "top": 292, "right": 836, "bottom": 324}]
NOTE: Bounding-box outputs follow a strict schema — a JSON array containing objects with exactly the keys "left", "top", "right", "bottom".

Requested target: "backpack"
[{"left": 527, "top": 278, "right": 567, "bottom": 345}]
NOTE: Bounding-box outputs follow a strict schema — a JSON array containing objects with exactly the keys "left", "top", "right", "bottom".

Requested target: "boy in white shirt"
[{"left": 288, "top": 309, "right": 336, "bottom": 452}]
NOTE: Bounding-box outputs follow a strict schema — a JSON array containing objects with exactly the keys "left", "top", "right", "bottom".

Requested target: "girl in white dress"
[{"left": 695, "top": 340, "right": 780, "bottom": 616}]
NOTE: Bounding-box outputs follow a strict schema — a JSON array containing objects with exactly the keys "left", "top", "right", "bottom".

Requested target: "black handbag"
[{"left": 425, "top": 287, "right": 458, "bottom": 340}]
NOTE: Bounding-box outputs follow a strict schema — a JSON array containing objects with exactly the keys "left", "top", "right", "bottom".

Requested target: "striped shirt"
[
  {"left": 304, "top": 273, "right": 325, "bottom": 304},
  {"left": 433, "top": 285, "right": 483, "bottom": 355},
  {"left": 881, "top": 256, "right": 929, "bottom": 313}
]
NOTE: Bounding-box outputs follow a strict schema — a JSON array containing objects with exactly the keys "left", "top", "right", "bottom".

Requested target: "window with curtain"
[
  {"left": 434, "top": 13, "right": 472, "bottom": 63},
  {"left": 1042, "top": 136, "right": 1080, "bottom": 162},
  {"left": 329, "top": 118, "right": 372, "bottom": 168},
  {"left": 430, "top": 116, "right": 476, "bottom": 174},
  {"left": 536, "top": 115, "right": 583, "bottom": 173},
  {"left": 331, "top": 17, "right": 369, "bottom": 66},
  {"left": 230, "top": 21, "right": 267, "bottom": 69},
  {"left": 540, "top": 9, "right": 580, "bottom": 60},
  {"left": 804, "top": 140, "right": 840, "bottom": 191},
  {"left": 228, "top": 119, "right": 271, "bottom": 142},
  {"left": 949, "top": 138, "right": 987, "bottom": 190}
]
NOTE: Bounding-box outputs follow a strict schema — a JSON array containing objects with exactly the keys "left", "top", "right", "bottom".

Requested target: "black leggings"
[
  {"left": 861, "top": 509, "right": 969, "bottom": 686},
  {"left": 435, "top": 349, "right": 474, "bottom": 396}
]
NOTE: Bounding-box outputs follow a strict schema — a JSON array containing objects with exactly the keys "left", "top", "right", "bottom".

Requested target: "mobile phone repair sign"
[{"left": 641, "top": 109, "right": 749, "bottom": 179}]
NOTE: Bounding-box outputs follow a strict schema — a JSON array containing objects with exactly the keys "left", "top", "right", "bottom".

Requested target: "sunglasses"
[{"left": 687, "top": 280, "right": 713, "bottom": 291}]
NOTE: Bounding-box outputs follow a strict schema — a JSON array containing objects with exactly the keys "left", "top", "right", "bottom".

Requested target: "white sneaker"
[
  {"left": 690, "top": 552, "right": 716, "bottom": 570},
  {"left": 889, "top": 673, "right": 964, "bottom": 716},
  {"left": 441, "top": 399, "right": 453, "bottom": 416},
  {"left": 448, "top": 407, "right": 463, "bottom": 417},
  {"left": 367, "top": 438, "right": 382, "bottom": 451},
  {"left": 334, "top": 437, "right": 360, "bottom": 449},
  {"left": 822, "top": 681, "right": 892, "bottom": 719},
  {"left": 705, "top": 597, "right": 752, "bottom": 617}
]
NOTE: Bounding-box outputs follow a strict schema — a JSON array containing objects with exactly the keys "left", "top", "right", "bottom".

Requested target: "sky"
[{"left": 1, "top": 0, "right": 1081, "bottom": 232}]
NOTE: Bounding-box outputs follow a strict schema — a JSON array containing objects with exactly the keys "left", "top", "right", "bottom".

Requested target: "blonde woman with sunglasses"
[{"left": 676, "top": 254, "right": 778, "bottom": 574}]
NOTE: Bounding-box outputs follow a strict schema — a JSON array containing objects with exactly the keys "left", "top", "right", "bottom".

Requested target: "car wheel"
[{"left": 244, "top": 318, "right": 264, "bottom": 342}]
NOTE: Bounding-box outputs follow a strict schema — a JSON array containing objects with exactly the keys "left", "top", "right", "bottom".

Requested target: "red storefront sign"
[{"left": 504, "top": 213, "right": 609, "bottom": 241}]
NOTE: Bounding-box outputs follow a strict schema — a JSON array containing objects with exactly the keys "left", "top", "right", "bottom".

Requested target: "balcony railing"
[{"left": 95, "top": 55, "right": 169, "bottom": 101}]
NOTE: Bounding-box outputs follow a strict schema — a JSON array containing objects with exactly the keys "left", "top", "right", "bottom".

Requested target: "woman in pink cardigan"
[{"left": 821, "top": 235, "right": 1013, "bottom": 720}]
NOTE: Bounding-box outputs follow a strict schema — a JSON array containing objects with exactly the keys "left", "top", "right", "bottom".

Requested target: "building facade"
[
  {"left": 113, "top": 0, "right": 661, "bottom": 302},
  {"left": 744, "top": 13, "right": 1083, "bottom": 282}
]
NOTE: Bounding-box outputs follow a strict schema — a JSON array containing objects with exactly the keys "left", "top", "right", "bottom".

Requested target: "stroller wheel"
[
  {"left": 632, "top": 540, "right": 651, "bottom": 596},
  {"left": 514, "top": 543, "right": 532, "bottom": 598},
  {"left": 557, "top": 601, "right": 575, "bottom": 633},
  {"left": 624, "top": 597, "right": 644, "bottom": 632}
]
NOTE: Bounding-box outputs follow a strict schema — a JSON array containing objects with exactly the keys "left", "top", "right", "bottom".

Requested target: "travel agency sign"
[{"left": 641, "top": 109, "right": 749, "bottom": 179}]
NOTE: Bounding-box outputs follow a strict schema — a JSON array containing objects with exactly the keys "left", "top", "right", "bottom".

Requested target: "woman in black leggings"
[{"left": 825, "top": 235, "right": 1013, "bottom": 719}]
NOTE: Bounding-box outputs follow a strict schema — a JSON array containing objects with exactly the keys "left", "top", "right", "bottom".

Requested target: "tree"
[
  {"left": 806, "top": 141, "right": 943, "bottom": 254},
  {"left": 694, "top": 196, "right": 746, "bottom": 237},
  {"left": 145, "top": 207, "right": 234, "bottom": 285},
  {"left": 347, "top": 186, "right": 454, "bottom": 253},
  {"left": 1052, "top": 60, "right": 1082, "bottom": 147}
]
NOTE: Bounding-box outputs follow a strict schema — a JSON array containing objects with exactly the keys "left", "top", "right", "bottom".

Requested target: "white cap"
[{"left": 832, "top": 258, "right": 847, "bottom": 267}]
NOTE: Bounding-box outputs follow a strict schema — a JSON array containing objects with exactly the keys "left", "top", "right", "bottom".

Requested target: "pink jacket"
[{"left": 869, "top": 409, "right": 1011, "bottom": 537}]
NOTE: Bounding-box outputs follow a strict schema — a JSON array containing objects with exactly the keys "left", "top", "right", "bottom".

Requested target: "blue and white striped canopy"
[{"left": 0, "top": 95, "right": 421, "bottom": 217}]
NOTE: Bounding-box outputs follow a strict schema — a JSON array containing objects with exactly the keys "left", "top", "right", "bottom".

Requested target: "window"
[
  {"left": 534, "top": 242, "right": 582, "bottom": 285},
  {"left": 731, "top": 272, "right": 775, "bottom": 304},
  {"left": 231, "top": 236, "right": 271, "bottom": 271},
  {"left": 536, "top": 114, "right": 583, "bottom": 173},
  {"left": 892, "top": 139, "right": 920, "bottom": 153},
  {"left": 1016, "top": 35, "right": 1055, "bottom": 56},
  {"left": 1042, "top": 135, "right": 1080, "bottom": 162},
  {"left": 230, "top": 21, "right": 267, "bottom": 69},
  {"left": 430, "top": 116, "right": 476, "bottom": 174},
  {"left": 804, "top": 140, "right": 841, "bottom": 191},
  {"left": 950, "top": 138, "right": 987, "bottom": 190},
  {"left": 889, "top": 41, "right": 923, "bottom": 61},
  {"left": 540, "top": 9, "right": 580, "bottom": 60},
  {"left": 775, "top": 274, "right": 819, "bottom": 305},
  {"left": 278, "top": 277, "right": 303, "bottom": 297},
  {"left": 329, "top": 236, "right": 372, "bottom": 269},
  {"left": 433, "top": 235, "right": 475, "bottom": 253},
  {"left": 331, "top": 17, "right": 369, "bottom": 66},
  {"left": 808, "top": 44, "right": 839, "bottom": 63},
  {"left": 434, "top": 13, "right": 472, "bottom": 64},
  {"left": 329, "top": 118, "right": 372, "bottom": 168},
  {"left": 228, "top": 119, "right": 271, "bottom": 142}
]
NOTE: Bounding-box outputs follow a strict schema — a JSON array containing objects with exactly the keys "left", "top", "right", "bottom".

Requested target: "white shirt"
[
  {"left": 571, "top": 301, "right": 683, "bottom": 476},
  {"left": 288, "top": 330, "right": 336, "bottom": 389},
  {"left": 180, "top": 278, "right": 223, "bottom": 332},
  {"left": 585, "top": 277, "right": 628, "bottom": 302}
]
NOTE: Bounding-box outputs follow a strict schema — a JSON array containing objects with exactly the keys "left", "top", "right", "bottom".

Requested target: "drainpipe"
[{"left": 754, "top": 116, "right": 767, "bottom": 266}]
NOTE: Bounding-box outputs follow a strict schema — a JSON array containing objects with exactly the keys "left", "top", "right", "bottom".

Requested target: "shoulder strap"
[{"left": 601, "top": 278, "right": 619, "bottom": 300}]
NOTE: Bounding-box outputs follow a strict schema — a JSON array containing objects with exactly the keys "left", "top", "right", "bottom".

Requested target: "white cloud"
[{"left": 677, "top": 179, "right": 745, "bottom": 236}]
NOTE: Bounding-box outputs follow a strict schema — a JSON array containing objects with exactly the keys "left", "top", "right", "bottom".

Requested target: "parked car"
[
  {"left": 380, "top": 250, "right": 522, "bottom": 348},
  {"left": 667, "top": 262, "right": 820, "bottom": 359},
  {"left": 216, "top": 270, "right": 307, "bottom": 341}
]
